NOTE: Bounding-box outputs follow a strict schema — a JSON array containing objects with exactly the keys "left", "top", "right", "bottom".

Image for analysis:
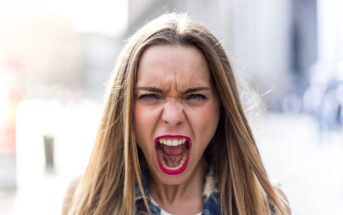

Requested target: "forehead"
[{"left": 136, "top": 45, "right": 211, "bottom": 88}]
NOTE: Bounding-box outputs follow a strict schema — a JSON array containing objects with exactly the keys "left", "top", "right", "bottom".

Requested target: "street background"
[{"left": 1, "top": 0, "right": 343, "bottom": 214}]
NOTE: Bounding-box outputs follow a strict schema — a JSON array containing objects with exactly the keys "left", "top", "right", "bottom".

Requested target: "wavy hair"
[{"left": 67, "top": 13, "right": 289, "bottom": 215}]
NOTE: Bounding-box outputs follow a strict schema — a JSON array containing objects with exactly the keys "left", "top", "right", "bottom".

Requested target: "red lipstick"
[{"left": 155, "top": 135, "right": 191, "bottom": 175}]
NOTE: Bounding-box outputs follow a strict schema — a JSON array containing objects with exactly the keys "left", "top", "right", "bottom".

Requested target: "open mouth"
[{"left": 155, "top": 135, "right": 191, "bottom": 175}]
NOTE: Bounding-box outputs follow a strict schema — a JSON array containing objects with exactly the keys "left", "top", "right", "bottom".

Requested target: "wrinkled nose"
[{"left": 161, "top": 100, "right": 185, "bottom": 127}]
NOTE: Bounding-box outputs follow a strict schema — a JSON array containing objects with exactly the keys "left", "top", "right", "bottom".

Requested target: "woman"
[{"left": 64, "top": 13, "right": 290, "bottom": 215}]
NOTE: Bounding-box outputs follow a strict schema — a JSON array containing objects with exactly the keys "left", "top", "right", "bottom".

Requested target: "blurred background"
[{"left": 0, "top": 0, "right": 342, "bottom": 214}]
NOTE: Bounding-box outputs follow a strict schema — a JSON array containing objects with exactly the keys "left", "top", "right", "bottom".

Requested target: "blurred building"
[
  {"left": 79, "top": 33, "right": 121, "bottom": 99},
  {"left": 0, "top": 8, "right": 121, "bottom": 191}
]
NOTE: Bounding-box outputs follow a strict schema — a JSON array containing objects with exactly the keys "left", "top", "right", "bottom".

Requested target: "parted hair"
[{"left": 67, "top": 13, "right": 290, "bottom": 215}]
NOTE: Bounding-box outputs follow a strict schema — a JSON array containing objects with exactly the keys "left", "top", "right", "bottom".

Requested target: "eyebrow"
[
  {"left": 183, "top": 87, "right": 211, "bottom": 94},
  {"left": 136, "top": 86, "right": 211, "bottom": 94},
  {"left": 136, "top": 87, "right": 164, "bottom": 93}
]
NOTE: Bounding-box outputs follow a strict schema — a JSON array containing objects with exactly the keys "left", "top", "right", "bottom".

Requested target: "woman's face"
[{"left": 134, "top": 45, "right": 220, "bottom": 185}]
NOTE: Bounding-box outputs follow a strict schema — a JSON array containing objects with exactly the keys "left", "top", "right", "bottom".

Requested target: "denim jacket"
[
  {"left": 134, "top": 167, "right": 220, "bottom": 215},
  {"left": 134, "top": 167, "right": 277, "bottom": 215}
]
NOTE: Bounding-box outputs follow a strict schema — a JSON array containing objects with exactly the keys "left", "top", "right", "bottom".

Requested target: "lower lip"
[{"left": 155, "top": 135, "right": 191, "bottom": 175}]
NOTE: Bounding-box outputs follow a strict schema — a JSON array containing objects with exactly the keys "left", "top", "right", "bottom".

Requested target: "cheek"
[
  {"left": 134, "top": 104, "right": 155, "bottom": 132},
  {"left": 188, "top": 103, "right": 220, "bottom": 146},
  {"left": 134, "top": 104, "right": 158, "bottom": 152}
]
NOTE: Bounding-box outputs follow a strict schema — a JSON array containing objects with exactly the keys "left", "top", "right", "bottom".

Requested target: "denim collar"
[{"left": 134, "top": 166, "right": 221, "bottom": 215}]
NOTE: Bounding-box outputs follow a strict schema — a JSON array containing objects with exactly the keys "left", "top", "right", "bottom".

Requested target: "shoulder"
[{"left": 62, "top": 177, "right": 80, "bottom": 215}]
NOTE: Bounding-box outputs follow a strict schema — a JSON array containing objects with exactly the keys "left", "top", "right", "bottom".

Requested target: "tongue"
[
  {"left": 163, "top": 154, "right": 182, "bottom": 167},
  {"left": 159, "top": 144, "right": 186, "bottom": 155},
  {"left": 159, "top": 143, "right": 187, "bottom": 167}
]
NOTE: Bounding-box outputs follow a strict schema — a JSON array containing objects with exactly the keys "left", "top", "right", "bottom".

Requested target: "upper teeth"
[{"left": 159, "top": 138, "right": 187, "bottom": 146}]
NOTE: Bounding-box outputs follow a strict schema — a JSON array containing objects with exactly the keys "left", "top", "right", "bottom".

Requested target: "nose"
[{"left": 161, "top": 99, "right": 185, "bottom": 127}]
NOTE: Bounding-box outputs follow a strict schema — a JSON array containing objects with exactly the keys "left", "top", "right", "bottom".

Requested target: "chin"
[{"left": 156, "top": 170, "right": 190, "bottom": 185}]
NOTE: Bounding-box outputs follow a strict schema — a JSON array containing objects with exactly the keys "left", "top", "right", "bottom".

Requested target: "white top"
[{"left": 150, "top": 197, "right": 202, "bottom": 215}]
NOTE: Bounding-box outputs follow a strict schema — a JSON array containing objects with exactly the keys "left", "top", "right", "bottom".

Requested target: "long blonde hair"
[{"left": 68, "top": 13, "right": 289, "bottom": 215}]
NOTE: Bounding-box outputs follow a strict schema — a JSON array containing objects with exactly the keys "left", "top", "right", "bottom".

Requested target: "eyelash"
[
  {"left": 138, "top": 94, "right": 207, "bottom": 101},
  {"left": 138, "top": 94, "right": 160, "bottom": 100},
  {"left": 186, "top": 94, "right": 207, "bottom": 100}
]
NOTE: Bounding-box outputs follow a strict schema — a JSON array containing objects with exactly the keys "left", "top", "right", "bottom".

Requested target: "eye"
[
  {"left": 186, "top": 94, "right": 207, "bottom": 100},
  {"left": 138, "top": 94, "right": 161, "bottom": 100}
]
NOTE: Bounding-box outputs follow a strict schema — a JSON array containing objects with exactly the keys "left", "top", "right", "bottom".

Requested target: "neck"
[{"left": 148, "top": 158, "right": 207, "bottom": 214}]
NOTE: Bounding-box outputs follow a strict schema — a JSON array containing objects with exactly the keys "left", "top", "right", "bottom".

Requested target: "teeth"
[{"left": 158, "top": 137, "right": 187, "bottom": 146}]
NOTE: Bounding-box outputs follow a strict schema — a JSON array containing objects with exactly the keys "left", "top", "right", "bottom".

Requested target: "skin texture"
[{"left": 134, "top": 45, "right": 220, "bottom": 215}]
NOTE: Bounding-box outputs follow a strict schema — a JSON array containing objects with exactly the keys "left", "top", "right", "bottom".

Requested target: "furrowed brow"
[
  {"left": 183, "top": 87, "right": 211, "bottom": 94},
  {"left": 136, "top": 86, "right": 164, "bottom": 93}
]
